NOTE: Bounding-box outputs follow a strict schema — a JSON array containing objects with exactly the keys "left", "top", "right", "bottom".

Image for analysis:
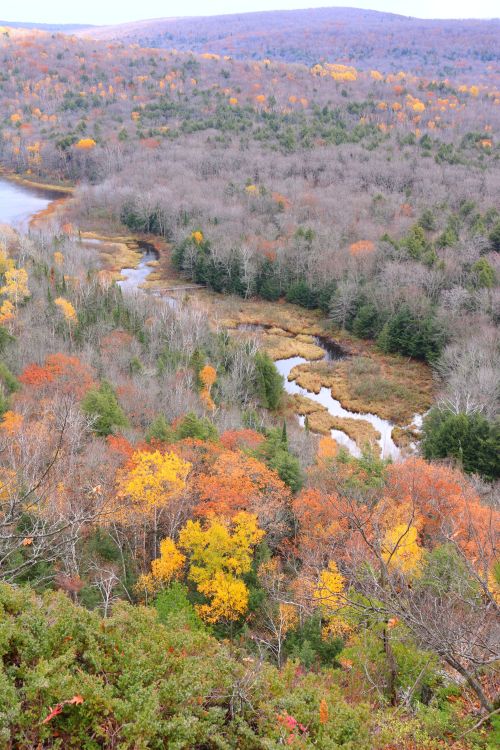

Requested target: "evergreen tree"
[
  {"left": 422, "top": 409, "right": 500, "bottom": 480},
  {"left": 269, "top": 450, "right": 303, "bottom": 493},
  {"left": 255, "top": 352, "right": 283, "bottom": 410},
  {"left": 0, "top": 327, "right": 13, "bottom": 354},
  {"left": 471, "top": 258, "right": 495, "bottom": 289},
  {"left": 260, "top": 426, "right": 303, "bottom": 492},
  {"left": 377, "top": 307, "right": 446, "bottom": 362},
  {"left": 0, "top": 362, "right": 19, "bottom": 394},
  {"left": 174, "top": 412, "right": 218, "bottom": 441},
  {"left": 145, "top": 414, "right": 173, "bottom": 443},
  {"left": 351, "top": 303, "right": 380, "bottom": 339},
  {"left": 489, "top": 220, "right": 500, "bottom": 252},
  {"left": 286, "top": 280, "right": 317, "bottom": 309},
  {"left": 190, "top": 349, "right": 206, "bottom": 390},
  {"left": 81, "top": 380, "right": 128, "bottom": 437}
]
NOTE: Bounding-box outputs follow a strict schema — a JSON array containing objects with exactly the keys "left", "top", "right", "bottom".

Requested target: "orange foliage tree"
[
  {"left": 194, "top": 450, "right": 290, "bottom": 542},
  {"left": 18, "top": 353, "right": 95, "bottom": 401}
]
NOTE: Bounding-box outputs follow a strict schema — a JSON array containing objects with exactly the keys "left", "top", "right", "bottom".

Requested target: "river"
[{"left": 0, "top": 176, "right": 416, "bottom": 460}]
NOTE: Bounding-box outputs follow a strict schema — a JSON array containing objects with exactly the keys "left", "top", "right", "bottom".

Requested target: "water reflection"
[{"left": 0, "top": 177, "right": 66, "bottom": 229}]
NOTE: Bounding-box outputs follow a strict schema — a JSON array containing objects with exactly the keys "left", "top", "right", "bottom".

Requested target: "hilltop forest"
[{"left": 0, "top": 15, "right": 499, "bottom": 750}]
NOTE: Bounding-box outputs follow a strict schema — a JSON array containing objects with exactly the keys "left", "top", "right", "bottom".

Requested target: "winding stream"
[
  {"left": 1, "top": 176, "right": 417, "bottom": 460},
  {"left": 274, "top": 355, "right": 401, "bottom": 459},
  {"left": 238, "top": 322, "right": 407, "bottom": 458},
  {"left": 118, "top": 245, "right": 159, "bottom": 292}
]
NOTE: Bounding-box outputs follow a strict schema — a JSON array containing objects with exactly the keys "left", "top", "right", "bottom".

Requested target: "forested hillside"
[
  {"left": 0, "top": 18, "right": 498, "bottom": 749},
  {"left": 82, "top": 7, "right": 500, "bottom": 80}
]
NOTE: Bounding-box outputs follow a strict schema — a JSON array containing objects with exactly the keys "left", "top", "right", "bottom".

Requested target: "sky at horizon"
[{"left": 1, "top": 1, "right": 499, "bottom": 26}]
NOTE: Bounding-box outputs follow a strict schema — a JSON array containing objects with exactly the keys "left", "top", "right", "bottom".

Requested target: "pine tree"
[
  {"left": 255, "top": 352, "right": 283, "bottom": 410},
  {"left": 145, "top": 414, "right": 172, "bottom": 443},
  {"left": 81, "top": 380, "right": 128, "bottom": 436}
]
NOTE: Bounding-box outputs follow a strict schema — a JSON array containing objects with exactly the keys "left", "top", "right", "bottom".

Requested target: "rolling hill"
[
  {"left": 77, "top": 6, "right": 500, "bottom": 77},
  {"left": 0, "top": 20, "right": 93, "bottom": 32}
]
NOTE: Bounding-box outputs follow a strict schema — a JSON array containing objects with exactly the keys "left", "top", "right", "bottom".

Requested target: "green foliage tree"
[
  {"left": 400, "top": 224, "right": 429, "bottom": 259},
  {"left": 81, "top": 380, "right": 128, "bottom": 436},
  {"left": 284, "top": 613, "right": 343, "bottom": 668},
  {"left": 0, "top": 327, "right": 14, "bottom": 355},
  {"left": 285, "top": 280, "right": 318, "bottom": 309},
  {"left": 351, "top": 303, "right": 380, "bottom": 339},
  {"left": 260, "top": 426, "right": 303, "bottom": 492},
  {"left": 422, "top": 409, "right": 500, "bottom": 480},
  {"left": 377, "top": 307, "right": 446, "bottom": 362},
  {"left": 419, "top": 208, "right": 436, "bottom": 231},
  {"left": 145, "top": 414, "right": 173, "bottom": 443},
  {"left": 174, "top": 411, "right": 218, "bottom": 441},
  {"left": 470, "top": 258, "right": 495, "bottom": 289},
  {"left": 255, "top": 352, "right": 283, "bottom": 410},
  {"left": 155, "top": 582, "right": 204, "bottom": 630},
  {"left": 0, "top": 362, "right": 19, "bottom": 395},
  {"left": 190, "top": 348, "right": 206, "bottom": 390},
  {"left": 489, "top": 220, "right": 500, "bottom": 252}
]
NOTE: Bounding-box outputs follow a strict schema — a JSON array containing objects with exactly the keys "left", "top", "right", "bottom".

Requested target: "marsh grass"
[
  {"left": 289, "top": 361, "right": 338, "bottom": 394},
  {"left": 288, "top": 351, "right": 432, "bottom": 423},
  {"left": 392, "top": 425, "right": 422, "bottom": 449},
  {"left": 288, "top": 394, "right": 381, "bottom": 455},
  {"left": 264, "top": 334, "right": 325, "bottom": 361}
]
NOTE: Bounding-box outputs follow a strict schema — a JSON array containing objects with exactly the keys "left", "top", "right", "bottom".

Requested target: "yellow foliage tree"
[
  {"left": 199, "top": 364, "right": 217, "bottom": 411},
  {"left": 199, "top": 364, "right": 216, "bottom": 390},
  {"left": 196, "top": 571, "right": 249, "bottom": 624},
  {"left": 0, "top": 248, "right": 14, "bottom": 275},
  {"left": 0, "top": 300, "right": 15, "bottom": 325},
  {"left": 179, "top": 512, "right": 264, "bottom": 623},
  {"left": 381, "top": 523, "right": 423, "bottom": 574},
  {"left": 0, "top": 267, "right": 30, "bottom": 305},
  {"left": 319, "top": 698, "right": 329, "bottom": 725},
  {"left": 313, "top": 561, "right": 350, "bottom": 638},
  {"left": 314, "top": 561, "right": 345, "bottom": 610},
  {"left": 138, "top": 537, "right": 186, "bottom": 594},
  {"left": 55, "top": 297, "right": 77, "bottom": 323},
  {"left": 0, "top": 410, "right": 23, "bottom": 435},
  {"left": 278, "top": 602, "right": 299, "bottom": 634},
  {"left": 118, "top": 449, "right": 190, "bottom": 515},
  {"left": 117, "top": 449, "right": 191, "bottom": 551}
]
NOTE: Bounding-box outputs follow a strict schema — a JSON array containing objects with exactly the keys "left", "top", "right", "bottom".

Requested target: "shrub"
[{"left": 0, "top": 582, "right": 374, "bottom": 749}]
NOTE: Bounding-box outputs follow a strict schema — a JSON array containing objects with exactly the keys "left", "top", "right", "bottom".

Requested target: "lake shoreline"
[{"left": 0, "top": 168, "right": 74, "bottom": 195}]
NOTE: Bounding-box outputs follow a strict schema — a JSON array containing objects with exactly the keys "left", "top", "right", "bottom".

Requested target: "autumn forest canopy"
[{"left": 0, "top": 8, "right": 499, "bottom": 749}]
